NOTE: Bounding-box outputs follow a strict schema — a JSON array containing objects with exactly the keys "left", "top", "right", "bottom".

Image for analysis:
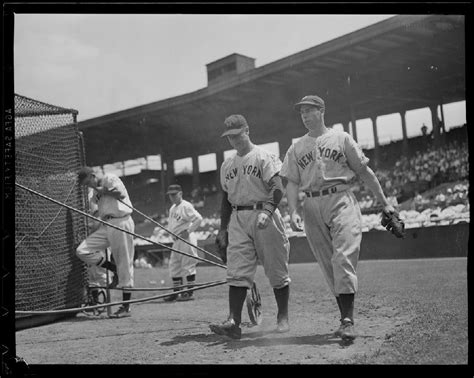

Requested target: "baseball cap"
[
  {"left": 166, "top": 184, "right": 182, "bottom": 194},
  {"left": 77, "top": 166, "right": 94, "bottom": 184},
  {"left": 294, "top": 95, "right": 325, "bottom": 112},
  {"left": 221, "top": 114, "right": 249, "bottom": 137}
]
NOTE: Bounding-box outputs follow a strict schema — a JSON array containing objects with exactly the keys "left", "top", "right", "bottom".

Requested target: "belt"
[
  {"left": 305, "top": 185, "right": 348, "bottom": 198},
  {"left": 231, "top": 203, "right": 264, "bottom": 211}
]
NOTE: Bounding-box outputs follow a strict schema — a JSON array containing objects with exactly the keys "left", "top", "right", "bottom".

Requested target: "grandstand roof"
[{"left": 78, "top": 14, "right": 465, "bottom": 166}]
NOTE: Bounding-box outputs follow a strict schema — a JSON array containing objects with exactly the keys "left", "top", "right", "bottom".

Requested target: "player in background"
[
  {"left": 209, "top": 114, "right": 291, "bottom": 340},
  {"left": 76, "top": 166, "right": 135, "bottom": 318},
  {"left": 280, "top": 95, "right": 396, "bottom": 341},
  {"left": 163, "top": 184, "right": 203, "bottom": 302},
  {"left": 82, "top": 186, "right": 112, "bottom": 314}
]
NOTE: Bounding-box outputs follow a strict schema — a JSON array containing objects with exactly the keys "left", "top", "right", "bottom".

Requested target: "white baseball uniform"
[
  {"left": 280, "top": 129, "right": 368, "bottom": 295},
  {"left": 76, "top": 173, "right": 135, "bottom": 288},
  {"left": 168, "top": 199, "right": 202, "bottom": 278},
  {"left": 220, "top": 145, "right": 291, "bottom": 289}
]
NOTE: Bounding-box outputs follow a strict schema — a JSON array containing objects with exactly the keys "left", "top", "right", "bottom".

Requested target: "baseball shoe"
[
  {"left": 333, "top": 319, "right": 344, "bottom": 337},
  {"left": 209, "top": 319, "right": 242, "bottom": 340},
  {"left": 177, "top": 292, "right": 195, "bottom": 301},
  {"left": 276, "top": 317, "right": 290, "bottom": 333},
  {"left": 163, "top": 294, "right": 178, "bottom": 302},
  {"left": 339, "top": 318, "right": 356, "bottom": 341},
  {"left": 111, "top": 305, "right": 131, "bottom": 318}
]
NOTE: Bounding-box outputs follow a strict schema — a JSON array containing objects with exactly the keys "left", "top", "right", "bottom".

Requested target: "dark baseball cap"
[
  {"left": 294, "top": 95, "right": 325, "bottom": 111},
  {"left": 77, "top": 166, "right": 94, "bottom": 184},
  {"left": 221, "top": 114, "right": 249, "bottom": 137},
  {"left": 166, "top": 184, "right": 182, "bottom": 194}
]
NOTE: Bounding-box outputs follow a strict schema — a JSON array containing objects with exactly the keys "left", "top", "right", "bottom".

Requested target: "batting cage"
[{"left": 15, "top": 94, "right": 89, "bottom": 330}]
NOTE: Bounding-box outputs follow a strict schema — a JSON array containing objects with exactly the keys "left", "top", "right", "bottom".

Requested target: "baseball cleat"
[
  {"left": 177, "top": 292, "right": 195, "bottom": 301},
  {"left": 111, "top": 305, "right": 131, "bottom": 318},
  {"left": 339, "top": 318, "right": 356, "bottom": 341},
  {"left": 333, "top": 319, "right": 344, "bottom": 337},
  {"left": 209, "top": 319, "right": 242, "bottom": 339},
  {"left": 276, "top": 317, "right": 290, "bottom": 333},
  {"left": 163, "top": 294, "right": 178, "bottom": 302}
]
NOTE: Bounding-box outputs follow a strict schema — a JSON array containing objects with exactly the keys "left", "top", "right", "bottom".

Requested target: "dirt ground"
[{"left": 15, "top": 258, "right": 468, "bottom": 368}]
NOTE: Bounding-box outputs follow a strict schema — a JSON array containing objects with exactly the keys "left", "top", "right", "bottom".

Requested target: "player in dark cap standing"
[
  {"left": 209, "top": 114, "right": 291, "bottom": 339},
  {"left": 280, "top": 95, "right": 397, "bottom": 341},
  {"left": 163, "top": 184, "right": 203, "bottom": 302}
]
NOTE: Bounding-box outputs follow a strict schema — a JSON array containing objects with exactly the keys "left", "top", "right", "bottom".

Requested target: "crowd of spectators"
[{"left": 134, "top": 134, "right": 469, "bottom": 245}]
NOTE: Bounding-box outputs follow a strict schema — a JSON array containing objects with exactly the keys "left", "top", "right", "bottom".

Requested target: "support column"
[
  {"left": 343, "top": 121, "right": 350, "bottom": 135},
  {"left": 429, "top": 104, "right": 440, "bottom": 147},
  {"left": 371, "top": 116, "right": 380, "bottom": 167},
  {"left": 400, "top": 110, "right": 409, "bottom": 156},
  {"left": 439, "top": 102, "right": 446, "bottom": 133},
  {"left": 279, "top": 136, "right": 293, "bottom": 162},
  {"left": 215, "top": 150, "right": 224, "bottom": 189},
  {"left": 192, "top": 155, "right": 200, "bottom": 190},
  {"left": 350, "top": 106, "right": 358, "bottom": 142}
]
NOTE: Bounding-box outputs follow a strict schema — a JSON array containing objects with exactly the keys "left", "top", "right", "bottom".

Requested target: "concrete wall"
[{"left": 287, "top": 223, "right": 469, "bottom": 264}]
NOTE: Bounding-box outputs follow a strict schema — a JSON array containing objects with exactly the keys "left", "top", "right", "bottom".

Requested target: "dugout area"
[{"left": 14, "top": 94, "right": 89, "bottom": 330}]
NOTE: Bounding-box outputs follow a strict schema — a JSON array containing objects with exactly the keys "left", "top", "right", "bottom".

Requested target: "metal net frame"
[{"left": 15, "top": 94, "right": 88, "bottom": 316}]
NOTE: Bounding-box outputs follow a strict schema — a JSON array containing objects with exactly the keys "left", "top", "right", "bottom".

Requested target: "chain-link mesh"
[{"left": 15, "top": 94, "right": 88, "bottom": 315}]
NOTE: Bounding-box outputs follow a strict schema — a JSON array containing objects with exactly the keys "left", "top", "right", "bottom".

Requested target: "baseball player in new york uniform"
[
  {"left": 76, "top": 166, "right": 135, "bottom": 318},
  {"left": 280, "top": 95, "right": 395, "bottom": 341},
  {"left": 163, "top": 184, "right": 203, "bottom": 302},
  {"left": 209, "top": 114, "right": 291, "bottom": 340}
]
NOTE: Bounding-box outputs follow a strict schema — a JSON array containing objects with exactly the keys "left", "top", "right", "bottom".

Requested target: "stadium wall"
[{"left": 193, "top": 223, "right": 469, "bottom": 265}]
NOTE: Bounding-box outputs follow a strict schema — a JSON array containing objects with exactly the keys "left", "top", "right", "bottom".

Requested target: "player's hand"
[
  {"left": 290, "top": 210, "right": 303, "bottom": 232},
  {"left": 256, "top": 212, "right": 271, "bottom": 229}
]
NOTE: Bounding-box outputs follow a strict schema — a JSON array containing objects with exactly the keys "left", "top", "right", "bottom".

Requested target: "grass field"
[{"left": 15, "top": 257, "right": 468, "bottom": 367}]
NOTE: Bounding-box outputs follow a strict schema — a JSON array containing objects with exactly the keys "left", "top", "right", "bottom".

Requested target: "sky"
[{"left": 13, "top": 13, "right": 466, "bottom": 174}]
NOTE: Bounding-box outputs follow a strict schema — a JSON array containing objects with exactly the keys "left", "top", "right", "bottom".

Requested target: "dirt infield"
[{"left": 16, "top": 258, "right": 468, "bottom": 366}]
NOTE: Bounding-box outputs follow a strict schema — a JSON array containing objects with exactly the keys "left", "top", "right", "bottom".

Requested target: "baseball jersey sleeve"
[
  {"left": 102, "top": 174, "right": 127, "bottom": 198},
  {"left": 344, "top": 133, "right": 370, "bottom": 174},
  {"left": 261, "top": 152, "right": 283, "bottom": 183},
  {"left": 183, "top": 202, "right": 201, "bottom": 221},
  {"left": 280, "top": 145, "right": 301, "bottom": 185}
]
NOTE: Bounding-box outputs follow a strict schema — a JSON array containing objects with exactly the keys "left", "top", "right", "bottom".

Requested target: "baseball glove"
[
  {"left": 215, "top": 229, "right": 228, "bottom": 264},
  {"left": 246, "top": 282, "right": 263, "bottom": 326},
  {"left": 381, "top": 209, "right": 405, "bottom": 238}
]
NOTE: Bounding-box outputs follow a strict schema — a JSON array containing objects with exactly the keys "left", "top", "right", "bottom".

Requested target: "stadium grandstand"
[{"left": 76, "top": 14, "right": 467, "bottom": 245}]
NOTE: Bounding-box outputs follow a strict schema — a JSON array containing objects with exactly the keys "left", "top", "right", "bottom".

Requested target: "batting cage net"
[{"left": 15, "top": 94, "right": 88, "bottom": 318}]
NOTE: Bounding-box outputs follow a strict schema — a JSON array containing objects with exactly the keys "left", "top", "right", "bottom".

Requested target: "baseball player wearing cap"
[
  {"left": 82, "top": 186, "right": 112, "bottom": 314},
  {"left": 76, "top": 166, "right": 135, "bottom": 318},
  {"left": 280, "top": 95, "right": 396, "bottom": 341},
  {"left": 163, "top": 184, "right": 203, "bottom": 302},
  {"left": 209, "top": 114, "right": 291, "bottom": 340}
]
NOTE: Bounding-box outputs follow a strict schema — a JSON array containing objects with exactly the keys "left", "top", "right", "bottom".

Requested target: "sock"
[
  {"left": 273, "top": 285, "right": 289, "bottom": 322},
  {"left": 101, "top": 260, "right": 117, "bottom": 274},
  {"left": 336, "top": 296, "right": 343, "bottom": 319},
  {"left": 122, "top": 292, "right": 131, "bottom": 310},
  {"left": 172, "top": 277, "right": 183, "bottom": 294},
  {"left": 186, "top": 274, "right": 195, "bottom": 295},
  {"left": 229, "top": 286, "right": 247, "bottom": 326},
  {"left": 339, "top": 293, "right": 355, "bottom": 323}
]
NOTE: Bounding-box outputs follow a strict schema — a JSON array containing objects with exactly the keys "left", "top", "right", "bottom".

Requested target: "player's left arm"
[
  {"left": 344, "top": 134, "right": 393, "bottom": 214},
  {"left": 262, "top": 173, "right": 284, "bottom": 216},
  {"left": 356, "top": 166, "right": 393, "bottom": 212},
  {"left": 96, "top": 176, "right": 127, "bottom": 200}
]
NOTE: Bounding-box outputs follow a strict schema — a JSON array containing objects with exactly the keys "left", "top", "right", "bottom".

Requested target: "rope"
[
  {"left": 15, "top": 182, "right": 226, "bottom": 269},
  {"left": 15, "top": 280, "right": 227, "bottom": 315},
  {"left": 91, "top": 279, "right": 224, "bottom": 292},
  {"left": 119, "top": 199, "right": 224, "bottom": 263}
]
